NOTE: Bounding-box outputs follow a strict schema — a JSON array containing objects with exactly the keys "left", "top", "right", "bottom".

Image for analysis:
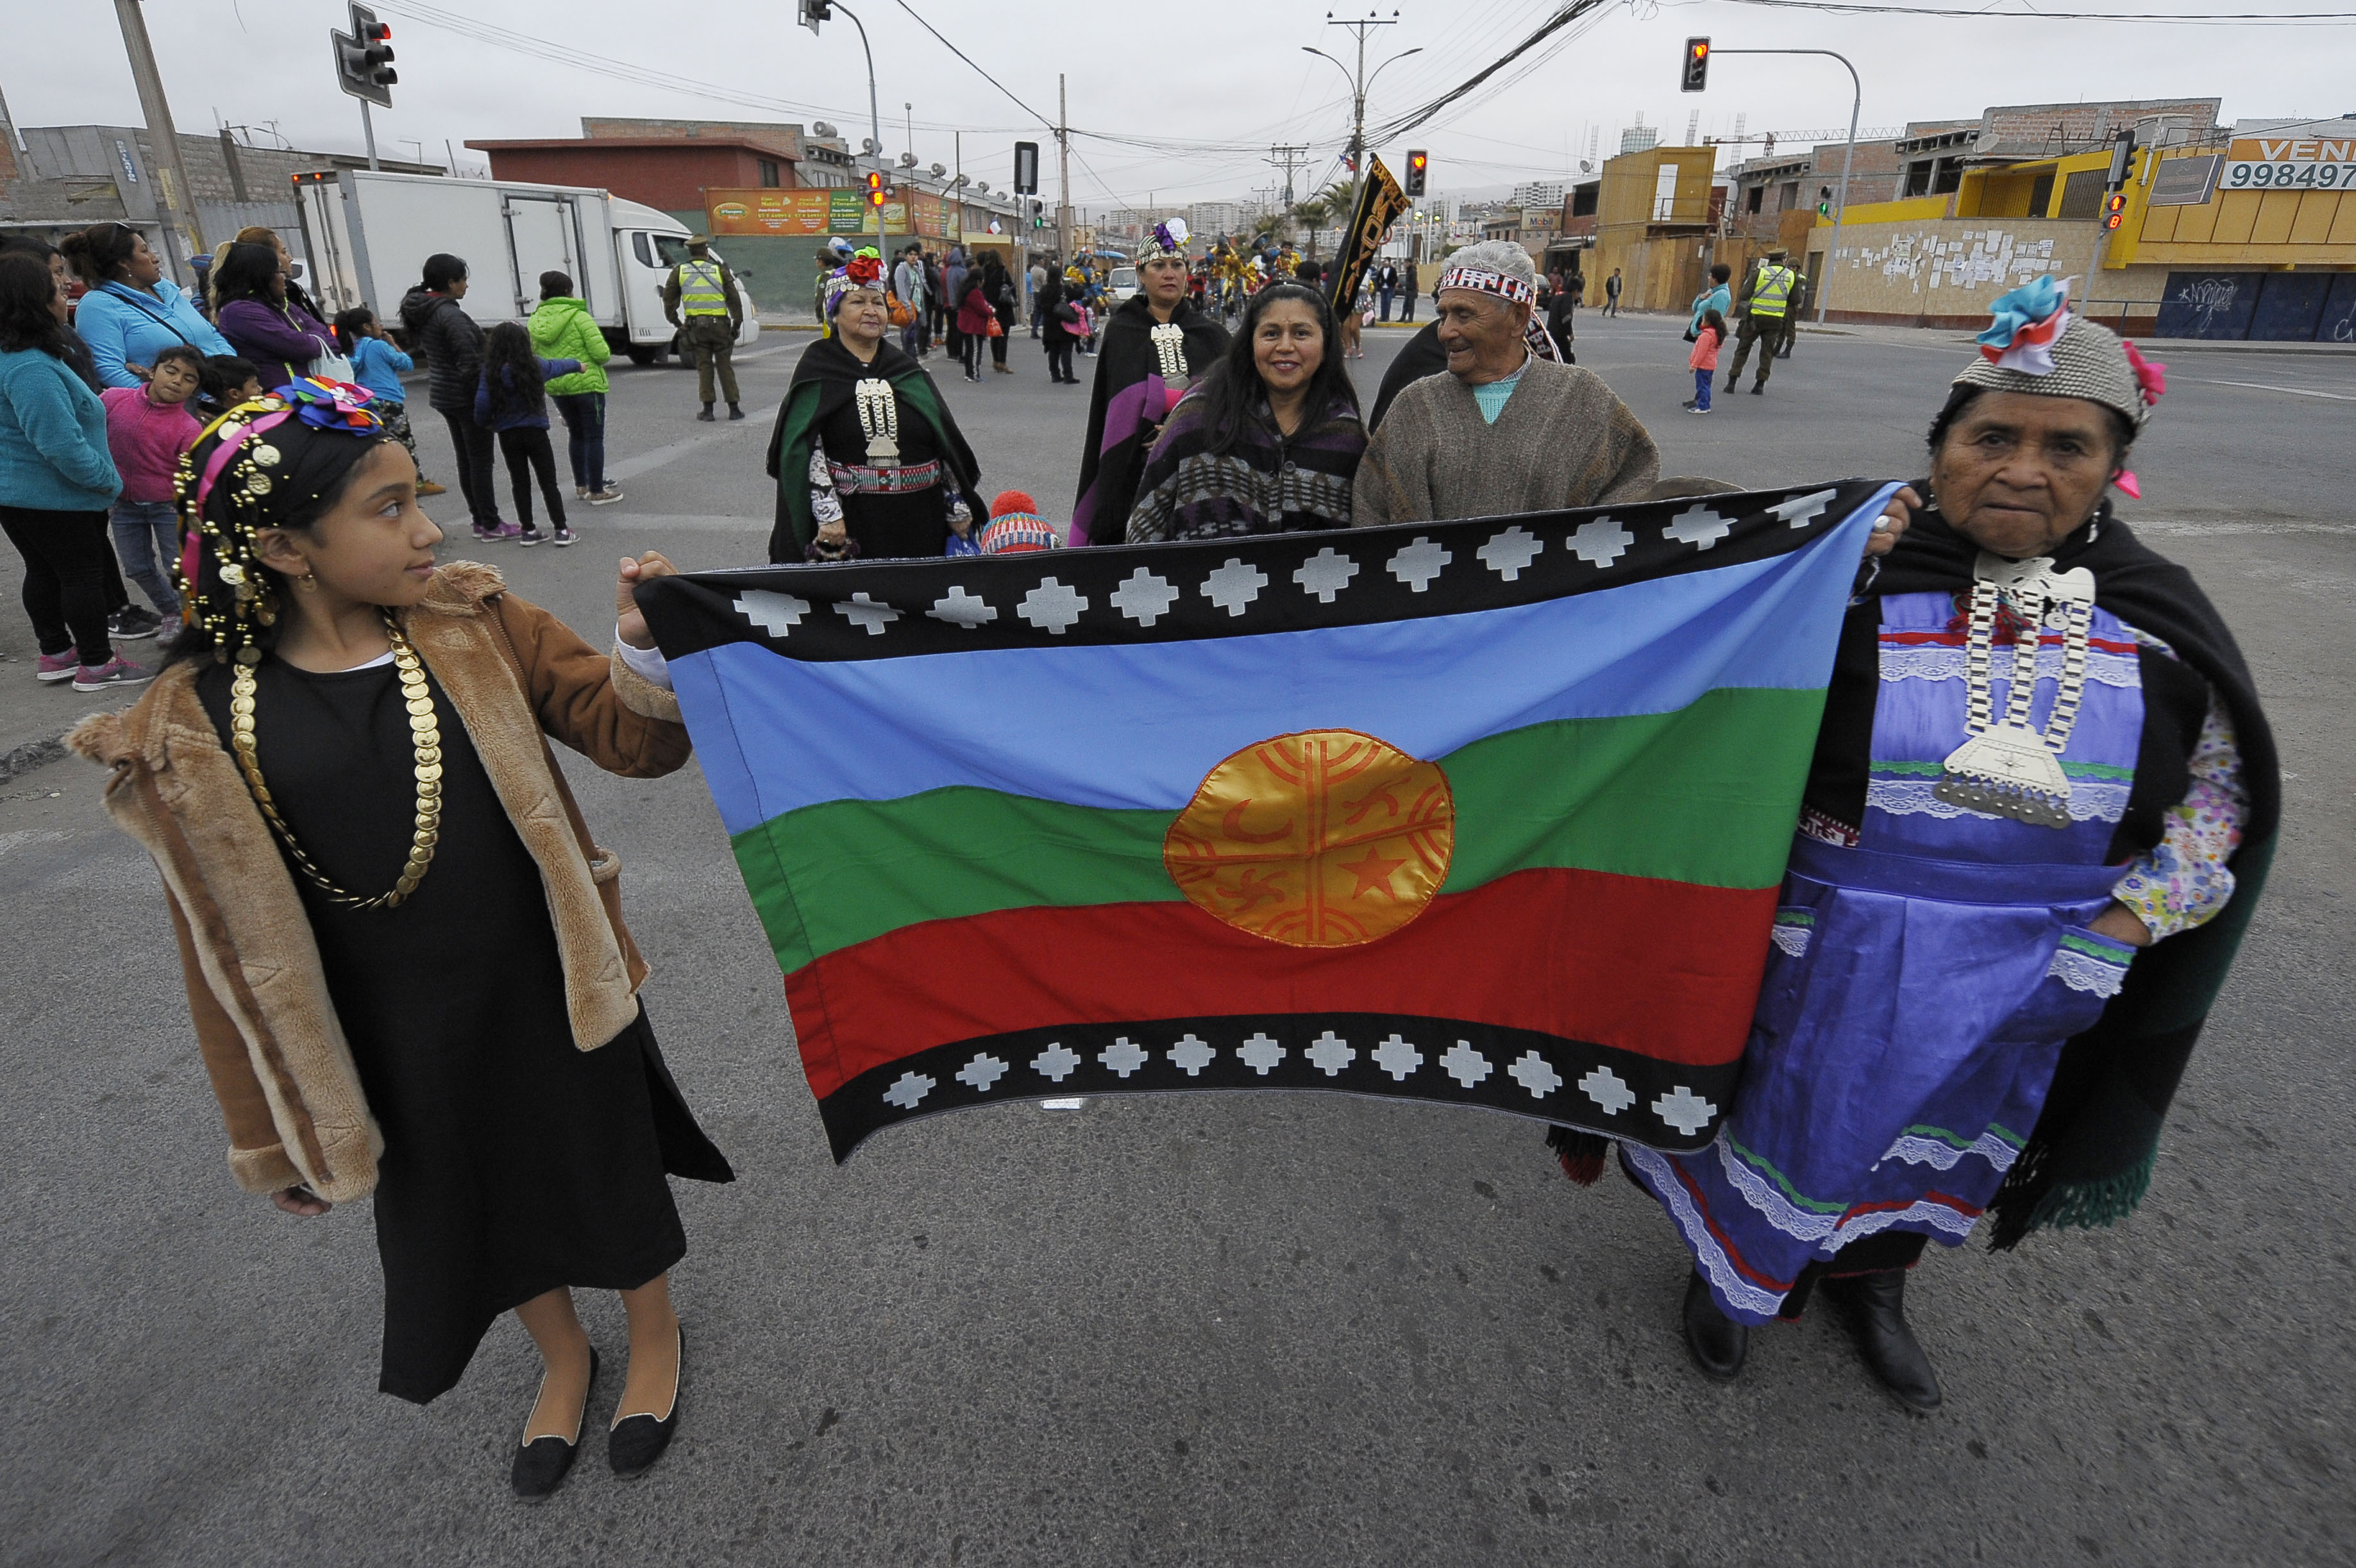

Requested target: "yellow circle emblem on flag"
[{"left": 1163, "top": 730, "right": 1454, "bottom": 948}]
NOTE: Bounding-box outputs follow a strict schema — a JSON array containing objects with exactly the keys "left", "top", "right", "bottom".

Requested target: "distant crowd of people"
[{"left": 0, "top": 222, "right": 646, "bottom": 693}]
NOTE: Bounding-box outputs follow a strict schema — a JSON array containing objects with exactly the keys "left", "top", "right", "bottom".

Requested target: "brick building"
[{"left": 468, "top": 135, "right": 798, "bottom": 213}]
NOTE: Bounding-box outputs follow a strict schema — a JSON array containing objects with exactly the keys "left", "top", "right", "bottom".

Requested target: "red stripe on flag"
[{"left": 785, "top": 866, "right": 1775, "bottom": 1100}]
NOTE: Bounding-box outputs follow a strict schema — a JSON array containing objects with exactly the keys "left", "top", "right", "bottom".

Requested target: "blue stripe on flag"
[{"left": 678, "top": 498, "right": 1878, "bottom": 836}]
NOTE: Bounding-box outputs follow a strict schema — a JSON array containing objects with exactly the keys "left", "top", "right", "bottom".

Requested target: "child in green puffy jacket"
[{"left": 526, "top": 270, "right": 621, "bottom": 505}]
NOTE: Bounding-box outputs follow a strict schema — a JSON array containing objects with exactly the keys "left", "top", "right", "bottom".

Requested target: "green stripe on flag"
[{"left": 734, "top": 686, "right": 1826, "bottom": 972}]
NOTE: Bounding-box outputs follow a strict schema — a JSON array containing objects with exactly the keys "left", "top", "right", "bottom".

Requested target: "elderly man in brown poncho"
[{"left": 1352, "top": 241, "right": 1658, "bottom": 527}]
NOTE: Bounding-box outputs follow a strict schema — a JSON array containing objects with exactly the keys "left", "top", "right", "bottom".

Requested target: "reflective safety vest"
[
  {"left": 1749, "top": 264, "right": 1797, "bottom": 319},
  {"left": 677, "top": 259, "right": 731, "bottom": 317}
]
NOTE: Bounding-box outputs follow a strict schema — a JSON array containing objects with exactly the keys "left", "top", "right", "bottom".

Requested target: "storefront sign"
[{"left": 2221, "top": 135, "right": 2356, "bottom": 192}]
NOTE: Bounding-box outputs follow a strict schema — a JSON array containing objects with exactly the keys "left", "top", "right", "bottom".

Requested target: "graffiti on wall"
[
  {"left": 1833, "top": 228, "right": 2060, "bottom": 293},
  {"left": 2169, "top": 275, "right": 2241, "bottom": 335}
]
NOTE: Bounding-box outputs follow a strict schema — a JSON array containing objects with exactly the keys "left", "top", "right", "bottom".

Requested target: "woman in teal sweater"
[
  {"left": 0, "top": 253, "right": 143, "bottom": 691},
  {"left": 526, "top": 271, "right": 621, "bottom": 505}
]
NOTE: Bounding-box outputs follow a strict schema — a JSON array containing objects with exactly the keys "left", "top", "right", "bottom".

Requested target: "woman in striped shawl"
[{"left": 1124, "top": 283, "right": 1365, "bottom": 543}]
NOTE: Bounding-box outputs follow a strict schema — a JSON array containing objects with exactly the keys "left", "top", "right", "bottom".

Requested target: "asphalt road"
[{"left": 4, "top": 312, "right": 2352, "bottom": 1566}]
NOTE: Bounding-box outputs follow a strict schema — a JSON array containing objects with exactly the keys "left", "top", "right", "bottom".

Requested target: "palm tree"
[{"left": 1291, "top": 180, "right": 1353, "bottom": 260}]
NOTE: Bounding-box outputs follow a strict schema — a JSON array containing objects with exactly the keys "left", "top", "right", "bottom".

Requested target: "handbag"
[
  {"left": 887, "top": 292, "right": 916, "bottom": 328},
  {"left": 309, "top": 346, "right": 357, "bottom": 381},
  {"left": 986, "top": 316, "right": 1004, "bottom": 339}
]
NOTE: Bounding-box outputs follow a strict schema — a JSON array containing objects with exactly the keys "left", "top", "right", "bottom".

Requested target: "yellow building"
[
  {"left": 1582, "top": 146, "right": 1721, "bottom": 312},
  {"left": 1811, "top": 118, "right": 2356, "bottom": 341}
]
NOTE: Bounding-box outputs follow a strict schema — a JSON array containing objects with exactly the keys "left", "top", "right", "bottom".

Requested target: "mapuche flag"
[{"left": 639, "top": 481, "right": 1897, "bottom": 1161}]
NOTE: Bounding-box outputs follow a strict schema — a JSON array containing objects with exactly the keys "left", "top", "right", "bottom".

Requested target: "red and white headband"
[{"left": 1438, "top": 264, "right": 1536, "bottom": 306}]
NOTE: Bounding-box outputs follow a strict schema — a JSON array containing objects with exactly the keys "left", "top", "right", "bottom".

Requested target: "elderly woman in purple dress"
[{"left": 1611, "top": 282, "right": 2277, "bottom": 1410}]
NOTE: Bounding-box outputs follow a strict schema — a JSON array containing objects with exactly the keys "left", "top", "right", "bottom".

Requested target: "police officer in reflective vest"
[
  {"left": 1724, "top": 248, "right": 1799, "bottom": 396},
  {"left": 662, "top": 236, "right": 745, "bottom": 421}
]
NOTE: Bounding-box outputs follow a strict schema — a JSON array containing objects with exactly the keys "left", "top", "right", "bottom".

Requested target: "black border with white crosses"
[
  {"left": 639, "top": 481, "right": 1892, "bottom": 665},
  {"left": 816, "top": 1011, "right": 1742, "bottom": 1162}
]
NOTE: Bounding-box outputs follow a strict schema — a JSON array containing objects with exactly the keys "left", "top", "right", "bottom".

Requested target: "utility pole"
[
  {"left": 1056, "top": 74, "right": 1072, "bottom": 260},
  {"left": 113, "top": 0, "right": 205, "bottom": 281},
  {"left": 1266, "top": 143, "right": 1308, "bottom": 227}
]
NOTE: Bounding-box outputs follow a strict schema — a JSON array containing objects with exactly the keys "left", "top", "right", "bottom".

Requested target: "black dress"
[
  {"left": 816, "top": 387, "right": 956, "bottom": 560},
  {"left": 198, "top": 653, "right": 732, "bottom": 1404}
]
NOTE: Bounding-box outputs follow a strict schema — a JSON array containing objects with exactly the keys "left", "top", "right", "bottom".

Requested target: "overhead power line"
[{"left": 1700, "top": 0, "right": 2356, "bottom": 20}]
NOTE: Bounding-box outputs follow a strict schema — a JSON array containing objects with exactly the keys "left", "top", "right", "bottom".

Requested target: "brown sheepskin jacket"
[{"left": 67, "top": 561, "right": 690, "bottom": 1205}]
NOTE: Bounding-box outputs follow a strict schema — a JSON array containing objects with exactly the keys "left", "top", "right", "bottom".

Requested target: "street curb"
[{"left": 0, "top": 731, "right": 68, "bottom": 785}]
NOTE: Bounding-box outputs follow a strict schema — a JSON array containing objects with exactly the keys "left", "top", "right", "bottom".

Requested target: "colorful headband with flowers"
[{"left": 276, "top": 375, "right": 385, "bottom": 432}]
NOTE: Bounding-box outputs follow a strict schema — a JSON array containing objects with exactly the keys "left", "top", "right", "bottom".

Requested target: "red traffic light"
[
  {"left": 865, "top": 171, "right": 888, "bottom": 208},
  {"left": 1681, "top": 37, "right": 1710, "bottom": 92},
  {"left": 2102, "top": 191, "right": 2128, "bottom": 231}
]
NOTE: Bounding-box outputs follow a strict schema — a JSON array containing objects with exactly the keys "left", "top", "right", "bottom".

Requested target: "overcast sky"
[{"left": 7, "top": 0, "right": 2350, "bottom": 210}]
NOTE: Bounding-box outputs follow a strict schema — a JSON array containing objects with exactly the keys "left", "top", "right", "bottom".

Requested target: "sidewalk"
[{"left": 0, "top": 591, "right": 148, "bottom": 782}]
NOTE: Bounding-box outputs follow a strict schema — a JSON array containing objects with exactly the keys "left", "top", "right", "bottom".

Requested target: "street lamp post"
[
  {"left": 830, "top": 3, "right": 889, "bottom": 252},
  {"left": 1304, "top": 12, "right": 1420, "bottom": 278},
  {"left": 1706, "top": 47, "right": 1860, "bottom": 325}
]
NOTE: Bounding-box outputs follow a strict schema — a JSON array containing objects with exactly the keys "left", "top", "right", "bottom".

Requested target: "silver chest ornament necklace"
[
  {"left": 854, "top": 376, "right": 900, "bottom": 466},
  {"left": 1933, "top": 550, "right": 2098, "bottom": 829},
  {"left": 1149, "top": 321, "right": 1190, "bottom": 387}
]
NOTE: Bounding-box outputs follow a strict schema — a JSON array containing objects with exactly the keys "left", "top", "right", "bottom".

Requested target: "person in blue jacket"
[
  {"left": 332, "top": 306, "right": 444, "bottom": 496},
  {"left": 60, "top": 222, "right": 230, "bottom": 388},
  {"left": 0, "top": 252, "right": 146, "bottom": 691},
  {"left": 473, "top": 322, "right": 581, "bottom": 546}
]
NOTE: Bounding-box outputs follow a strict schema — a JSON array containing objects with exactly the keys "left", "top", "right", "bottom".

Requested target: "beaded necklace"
[{"left": 227, "top": 607, "right": 442, "bottom": 909}]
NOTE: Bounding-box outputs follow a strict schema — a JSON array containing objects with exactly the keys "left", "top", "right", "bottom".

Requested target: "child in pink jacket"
[
  {"left": 1687, "top": 310, "right": 1724, "bottom": 415},
  {"left": 99, "top": 342, "right": 204, "bottom": 620}
]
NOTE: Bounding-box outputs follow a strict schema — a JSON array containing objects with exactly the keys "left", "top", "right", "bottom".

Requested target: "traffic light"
[
  {"left": 333, "top": 4, "right": 396, "bottom": 107},
  {"left": 1404, "top": 149, "right": 1428, "bottom": 198},
  {"left": 798, "top": 0, "right": 834, "bottom": 34},
  {"left": 2102, "top": 191, "right": 2128, "bottom": 232},
  {"left": 1029, "top": 198, "right": 1047, "bottom": 230},
  {"left": 1681, "top": 37, "right": 1710, "bottom": 92},
  {"left": 1014, "top": 141, "right": 1039, "bottom": 195},
  {"left": 865, "top": 171, "right": 888, "bottom": 208},
  {"left": 1817, "top": 184, "right": 1833, "bottom": 217}
]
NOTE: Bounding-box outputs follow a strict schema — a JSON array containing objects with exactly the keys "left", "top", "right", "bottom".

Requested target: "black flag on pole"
[{"left": 1327, "top": 155, "right": 1411, "bottom": 317}]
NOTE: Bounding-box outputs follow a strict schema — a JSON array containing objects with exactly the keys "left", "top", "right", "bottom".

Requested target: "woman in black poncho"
[{"left": 766, "top": 250, "right": 986, "bottom": 562}]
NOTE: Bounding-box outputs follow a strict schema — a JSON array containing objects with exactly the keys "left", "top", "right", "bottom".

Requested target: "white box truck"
[{"left": 291, "top": 168, "right": 760, "bottom": 366}]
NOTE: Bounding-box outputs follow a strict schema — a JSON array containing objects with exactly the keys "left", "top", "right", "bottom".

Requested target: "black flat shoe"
[
  {"left": 1825, "top": 1270, "right": 1942, "bottom": 1410},
  {"left": 510, "top": 1347, "right": 598, "bottom": 1500},
  {"left": 1681, "top": 1269, "right": 1748, "bottom": 1381},
  {"left": 609, "top": 1326, "right": 684, "bottom": 1478}
]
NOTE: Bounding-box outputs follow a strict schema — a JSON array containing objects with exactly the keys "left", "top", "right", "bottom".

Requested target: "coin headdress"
[
  {"left": 1139, "top": 217, "right": 1190, "bottom": 264},
  {"left": 174, "top": 378, "right": 391, "bottom": 664}
]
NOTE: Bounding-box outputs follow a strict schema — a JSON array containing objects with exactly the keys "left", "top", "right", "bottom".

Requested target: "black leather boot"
[
  {"left": 696, "top": 403, "right": 716, "bottom": 422},
  {"left": 727, "top": 401, "right": 745, "bottom": 420},
  {"left": 1681, "top": 1269, "right": 1747, "bottom": 1381},
  {"left": 1825, "top": 1269, "right": 1942, "bottom": 1410}
]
